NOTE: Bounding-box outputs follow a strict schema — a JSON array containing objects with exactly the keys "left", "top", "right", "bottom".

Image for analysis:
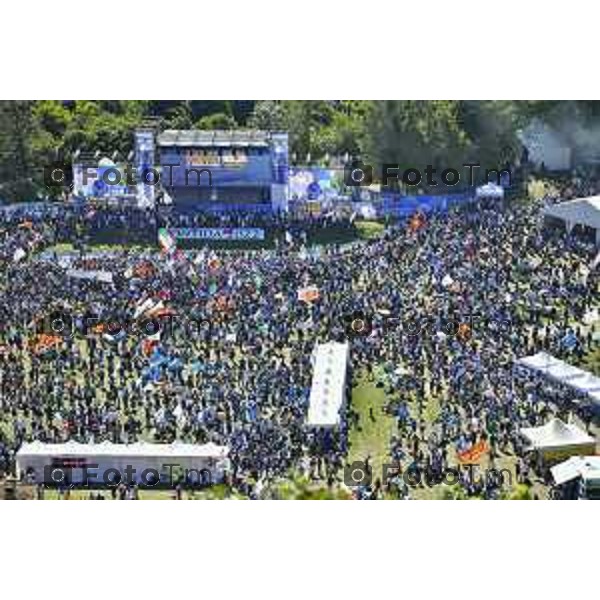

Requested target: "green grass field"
[
  {"left": 347, "top": 379, "right": 397, "bottom": 482},
  {"left": 345, "top": 370, "right": 539, "bottom": 499},
  {"left": 354, "top": 220, "right": 385, "bottom": 240},
  {"left": 581, "top": 346, "right": 600, "bottom": 376}
]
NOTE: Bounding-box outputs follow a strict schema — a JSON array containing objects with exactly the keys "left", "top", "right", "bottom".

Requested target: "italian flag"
[{"left": 158, "top": 228, "right": 176, "bottom": 254}]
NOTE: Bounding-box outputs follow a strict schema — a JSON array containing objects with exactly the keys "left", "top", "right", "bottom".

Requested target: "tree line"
[{"left": 0, "top": 100, "right": 598, "bottom": 201}]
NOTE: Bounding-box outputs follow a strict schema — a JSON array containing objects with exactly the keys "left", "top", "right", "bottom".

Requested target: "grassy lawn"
[
  {"left": 346, "top": 371, "right": 536, "bottom": 499},
  {"left": 346, "top": 374, "right": 451, "bottom": 498},
  {"left": 347, "top": 377, "right": 397, "bottom": 483},
  {"left": 45, "top": 242, "right": 75, "bottom": 254},
  {"left": 355, "top": 220, "right": 385, "bottom": 240},
  {"left": 581, "top": 345, "right": 600, "bottom": 376}
]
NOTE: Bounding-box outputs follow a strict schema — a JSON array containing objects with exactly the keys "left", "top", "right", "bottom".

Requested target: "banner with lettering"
[{"left": 170, "top": 227, "right": 265, "bottom": 241}]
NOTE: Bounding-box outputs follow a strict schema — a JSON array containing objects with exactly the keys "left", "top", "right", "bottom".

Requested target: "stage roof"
[{"left": 158, "top": 129, "right": 284, "bottom": 148}]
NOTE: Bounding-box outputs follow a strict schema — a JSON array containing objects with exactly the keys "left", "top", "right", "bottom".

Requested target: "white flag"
[{"left": 13, "top": 248, "right": 26, "bottom": 263}]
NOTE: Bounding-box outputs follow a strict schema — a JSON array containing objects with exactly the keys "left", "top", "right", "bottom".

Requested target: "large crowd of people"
[{"left": 0, "top": 187, "right": 598, "bottom": 499}]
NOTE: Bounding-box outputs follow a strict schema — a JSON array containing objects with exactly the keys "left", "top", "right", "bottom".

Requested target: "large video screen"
[
  {"left": 159, "top": 147, "right": 274, "bottom": 187},
  {"left": 288, "top": 167, "right": 343, "bottom": 201}
]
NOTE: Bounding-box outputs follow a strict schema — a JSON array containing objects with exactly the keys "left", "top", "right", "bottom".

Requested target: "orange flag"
[
  {"left": 30, "top": 334, "right": 62, "bottom": 355},
  {"left": 297, "top": 285, "right": 320, "bottom": 303},
  {"left": 457, "top": 323, "right": 471, "bottom": 341},
  {"left": 408, "top": 212, "right": 426, "bottom": 232},
  {"left": 458, "top": 440, "right": 488, "bottom": 464}
]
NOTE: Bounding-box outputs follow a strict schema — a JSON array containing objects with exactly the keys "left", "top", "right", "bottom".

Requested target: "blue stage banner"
[
  {"left": 170, "top": 227, "right": 265, "bottom": 241},
  {"left": 381, "top": 192, "right": 475, "bottom": 217}
]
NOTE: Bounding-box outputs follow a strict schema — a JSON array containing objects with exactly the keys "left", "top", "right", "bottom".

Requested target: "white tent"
[
  {"left": 475, "top": 183, "right": 504, "bottom": 199},
  {"left": 551, "top": 456, "right": 600, "bottom": 485},
  {"left": 590, "top": 390, "right": 600, "bottom": 406},
  {"left": 306, "top": 341, "right": 349, "bottom": 428},
  {"left": 517, "top": 351, "right": 562, "bottom": 374},
  {"left": 516, "top": 352, "right": 600, "bottom": 406},
  {"left": 520, "top": 418, "right": 595, "bottom": 457},
  {"left": 570, "top": 372, "right": 600, "bottom": 395},
  {"left": 17, "top": 440, "right": 228, "bottom": 458},
  {"left": 16, "top": 441, "right": 230, "bottom": 486},
  {"left": 543, "top": 195, "right": 600, "bottom": 245}
]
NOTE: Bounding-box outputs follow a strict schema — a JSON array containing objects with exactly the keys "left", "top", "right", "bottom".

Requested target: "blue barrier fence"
[
  {"left": 162, "top": 202, "right": 274, "bottom": 215},
  {"left": 380, "top": 191, "right": 477, "bottom": 218}
]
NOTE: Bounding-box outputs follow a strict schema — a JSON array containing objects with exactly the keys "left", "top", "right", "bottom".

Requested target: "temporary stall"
[
  {"left": 550, "top": 456, "right": 600, "bottom": 499},
  {"left": 542, "top": 195, "right": 600, "bottom": 245},
  {"left": 516, "top": 352, "right": 600, "bottom": 408},
  {"left": 16, "top": 441, "right": 230, "bottom": 487},
  {"left": 520, "top": 418, "right": 595, "bottom": 462},
  {"left": 551, "top": 456, "right": 600, "bottom": 485}
]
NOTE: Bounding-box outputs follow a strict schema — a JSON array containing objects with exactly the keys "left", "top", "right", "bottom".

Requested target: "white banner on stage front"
[
  {"left": 67, "top": 269, "right": 114, "bottom": 284},
  {"left": 170, "top": 227, "right": 265, "bottom": 241}
]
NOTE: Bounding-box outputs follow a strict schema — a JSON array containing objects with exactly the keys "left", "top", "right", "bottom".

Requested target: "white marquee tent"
[
  {"left": 543, "top": 195, "right": 600, "bottom": 245},
  {"left": 550, "top": 455, "right": 600, "bottom": 486},
  {"left": 516, "top": 352, "right": 600, "bottom": 407},
  {"left": 306, "top": 341, "right": 349, "bottom": 428},
  {"left": 520, "top": 418, "right": 595, "bottom": 458},
  {"left": 16, "top": 441, "right": 230, "bottom": 485}
]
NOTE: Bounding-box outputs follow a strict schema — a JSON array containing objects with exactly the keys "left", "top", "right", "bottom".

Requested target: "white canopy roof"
[
  {"left": 543, "top": 195, "right": 600, "bottom": 231},
  {"left": 476, "top": 183, "right": 504, "bottom": 198},
  {"left": 551, "top": 456, "right": 600, "bottom": 485},
  {"left": 521, "top": 418, "right": 594, "bottom": 450},
  {"left": 570, "top": 372, "right": 600, "bottom": 395},
  {"left": 516, "top": 352, "right": 600, "bottom": 404},
  {"left": 16, "top": 440, "right": 229, "bottom": 458},
  {"left": 517, "top": 351, "right": 562, "bottom": 373},
  {"left": 98, "top": 157, "right": 116, "bottom": 167}
]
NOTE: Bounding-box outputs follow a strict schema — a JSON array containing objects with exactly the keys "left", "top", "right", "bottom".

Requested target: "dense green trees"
[
  {"left": 364, "top": 100, "right": 470, "bottom": 172},
  {"left": 1, "top": 100, "right": 600, "bottom": 201},
  {"left": 0, "top": 101, "right": 40, "bottom": 200}
]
